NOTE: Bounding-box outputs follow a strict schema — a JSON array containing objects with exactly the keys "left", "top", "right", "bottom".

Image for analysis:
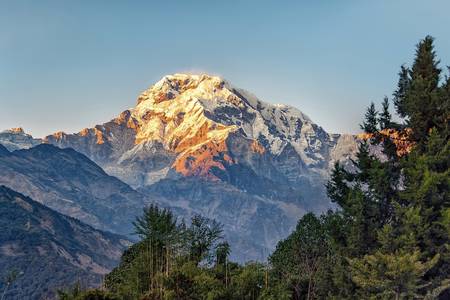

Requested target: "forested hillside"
[{"left": 267, "top": 35, "right": 449, "bottom": 299}]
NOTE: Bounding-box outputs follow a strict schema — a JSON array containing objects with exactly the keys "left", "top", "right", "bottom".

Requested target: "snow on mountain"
[
  {"left": 1, "top": 73, "right": 360, "bottom": 261},
  {"left": 0, "top": 127, "right": 42, "bottom": 151},
  {"left": 41, "top": 73, "right": 357, "bottom": 187}
]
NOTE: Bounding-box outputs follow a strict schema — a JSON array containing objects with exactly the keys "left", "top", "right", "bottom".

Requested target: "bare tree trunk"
[
  {"left": 166, "top": 246, "right": 169, "bottom": 277},
  {"left": 225, "top": 257, "right": 228, "bottom": 288},
  {"left": 307, "top": 275, "right": 313, "bottom": 300},
  {"left": 265, "top": 267, "right": 268, "bottom": 289}
]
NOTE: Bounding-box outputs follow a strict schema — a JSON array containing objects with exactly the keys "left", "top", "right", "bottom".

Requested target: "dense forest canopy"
[{"left": 56, "top": 36, "right": 449, "bottom": 299}]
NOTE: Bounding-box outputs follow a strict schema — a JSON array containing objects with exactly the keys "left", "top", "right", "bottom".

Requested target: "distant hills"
[
  {"left": 0, "top": 186, "right": 129, "bottom": 299},
  {"left": 0, "top": 143, "right": 144, "bottom": 236}
]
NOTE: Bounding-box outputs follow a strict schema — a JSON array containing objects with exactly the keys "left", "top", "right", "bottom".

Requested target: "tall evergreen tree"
[
  {"left": 379, "top": 97, "right": 392, "bottom": 130},
  {"left": 360, "top": 102, "right": 378, "bottom": 134},
  {"left": 393, "top": 65, "right": 411, "bottom": 119},
  {"left": 401, "top": 36, "right": 443, "bottom": 148}
]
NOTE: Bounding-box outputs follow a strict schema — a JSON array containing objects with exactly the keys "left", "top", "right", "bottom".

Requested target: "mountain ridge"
[
  {"left": 0, "top": 186, "right": 129, "bottom": 299},
  {"left": 0, "top": 73, "right": 360, "bottom": 261},
  {"left": 0, "top": 143, "right": 145, "bottom": 236}
]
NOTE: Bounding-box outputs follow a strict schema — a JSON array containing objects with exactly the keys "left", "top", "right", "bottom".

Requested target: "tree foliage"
[{"left": 266, "top": 35, "right": 449, "bottom": 299}]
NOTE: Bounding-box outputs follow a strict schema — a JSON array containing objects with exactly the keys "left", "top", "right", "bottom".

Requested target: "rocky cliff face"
[
  {"left": 0, "top": 127, "right": 41, "bottom": 151},
  {"left": 1, "top": 74, "right": 359, "bottom": 261},
  {"left": 0, "top": 186, "right": 129, "bottom": 300}
]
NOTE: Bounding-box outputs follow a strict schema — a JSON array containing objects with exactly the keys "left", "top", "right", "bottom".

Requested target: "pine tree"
[
  {"left": 403, "top": 36, "right": 442, "bottom": 148},
  {"left": 393, "top": 65, "right": 411, "bottom": 119},
  {"left": 384, "top": 36, "right": 449, "bottom": 294},
  {"left": 350, "top": 250, "right": 438, "bottom": 300},
  {"left": 327, "top": 138, "right": 398, "bottom": 256},
  {"left": 361, "top": 102, "right": 378, "bottom": 134},
  {"left": 326, "top": 163, "right": 351, "bottom": 209},
  {"left": 379, "top": 97, "right": 392, "bottom": 130},
  {"left": 400, "top": 129, "right": 450, "bottom": 287}
]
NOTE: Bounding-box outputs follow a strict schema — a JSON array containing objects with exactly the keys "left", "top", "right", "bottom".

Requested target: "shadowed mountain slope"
[
  {"left": 0, "top": 186, "right": 129, "bottom": 300},
  {"left": 0, "top": 144, "right": 144, "bottom": 235}
]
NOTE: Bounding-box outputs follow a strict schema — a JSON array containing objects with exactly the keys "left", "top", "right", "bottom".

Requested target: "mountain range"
[
  {"left": 0, "top": 73, "right": 359, "bottom": 262},
  {"left": 0, "top": 143, "right": 144, "bottom": 236}
]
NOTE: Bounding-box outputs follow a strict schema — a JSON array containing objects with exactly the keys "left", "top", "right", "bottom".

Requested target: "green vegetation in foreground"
[{"left": 58, "top": 35, "right": 449, "bottom": 299}]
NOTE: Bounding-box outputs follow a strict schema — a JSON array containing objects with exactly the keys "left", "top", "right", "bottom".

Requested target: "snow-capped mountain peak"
[
  {"left": 131, "top": 73, "right": 320, "bottom": 158},
  {"left": 0, "top": 127, "right": 41, "bottom": 151}
]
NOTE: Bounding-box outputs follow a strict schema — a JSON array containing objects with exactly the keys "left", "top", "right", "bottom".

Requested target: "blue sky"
[{"left": 1, "top": 0, "right": 449, "bottom": 137}]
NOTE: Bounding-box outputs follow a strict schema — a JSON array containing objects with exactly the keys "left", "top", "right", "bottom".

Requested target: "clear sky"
[{"left": 1, "top": 0, "right": 449, "bottom": 137}]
